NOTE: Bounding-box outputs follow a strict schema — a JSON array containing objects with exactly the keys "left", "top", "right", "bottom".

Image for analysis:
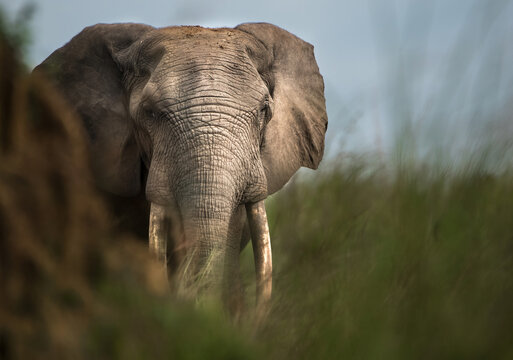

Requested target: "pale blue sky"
[{"left": 3, "top": 0, "right": 513, "bottom": 165}]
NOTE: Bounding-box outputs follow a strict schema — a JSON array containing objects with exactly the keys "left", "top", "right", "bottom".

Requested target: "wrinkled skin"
[{"left": 34, "top": 22, "right": 327, "bottom": 310}]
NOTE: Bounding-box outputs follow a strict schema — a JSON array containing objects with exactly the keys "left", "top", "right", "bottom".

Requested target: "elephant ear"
[
  {"left": 33, "top": 23, "right": 154, "bottom": 196},
  {"left": 236, "top": 23, "right": 328, "bottom": 194}
]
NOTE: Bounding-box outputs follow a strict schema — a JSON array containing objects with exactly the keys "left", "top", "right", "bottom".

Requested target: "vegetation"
[{"left": 257, "top": 161, "right": 513, "bottom": 359}]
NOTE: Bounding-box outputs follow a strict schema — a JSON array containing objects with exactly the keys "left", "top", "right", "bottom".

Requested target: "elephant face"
[
  {"left": 35, "top": 23, "right": 327, "bottom": 304},
  {"left": 126, "top": 27, "right": 270, "bottom": 210}
]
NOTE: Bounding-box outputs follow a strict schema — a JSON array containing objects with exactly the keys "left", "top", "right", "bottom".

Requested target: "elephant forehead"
[
  {"left": 150, "top": 26, "right": 254, "bottom": 60},
  {"left": 129, "top": 27, "right": 269, "bottom": 114},
  {"left": 158, "top": 25, "right": 239, "bottom": 40},
  {"left": 146, "top": 52, "right": 267, "bottom": 105}
]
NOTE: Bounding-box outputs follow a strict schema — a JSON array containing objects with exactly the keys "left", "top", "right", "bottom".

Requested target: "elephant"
[{"left": 34, "top": 22, "right": 327, "bottom": 310}]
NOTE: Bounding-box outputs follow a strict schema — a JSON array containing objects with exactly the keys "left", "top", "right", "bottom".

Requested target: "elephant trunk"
[
  {"left": 150, "top": 160, "right": 240, "bottom": 295},
  {"left": 149, "top": 199, "right": 273, "bottom": 308},
  {"left": 183, "top": 214, "right": 233, "bottom": 294},
  {"left": 149, "top": 199, "right": 233, "bottom": 296},
  {"left": 146, "top": 109, "right": 271, "bottom": 303}
]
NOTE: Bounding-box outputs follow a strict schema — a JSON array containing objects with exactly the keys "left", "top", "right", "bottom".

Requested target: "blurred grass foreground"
[
  {"left": 1, "top": 17, "right": 513, "bottom": 360},
  {"left": 0, "top": 29, "right": 256, "bottom": 359}
]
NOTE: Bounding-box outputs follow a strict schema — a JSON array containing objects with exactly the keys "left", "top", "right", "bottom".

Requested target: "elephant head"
[{"left": 35, "top": 22, "right": 327, "bottom": 307}]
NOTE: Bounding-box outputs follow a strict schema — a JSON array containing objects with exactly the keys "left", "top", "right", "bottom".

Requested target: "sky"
[{"left": 3, "top": 0, "right": 513, "bottom": 167}]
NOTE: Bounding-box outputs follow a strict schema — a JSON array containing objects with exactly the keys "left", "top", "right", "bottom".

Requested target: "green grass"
[
  {"left": 250, "top": 161, "right": 513, "bottom": 359},
  {"left": 7, "top": 156, "right": 512, "bottom": 359},
  {"left": 85, "top": 279, "right": 259, "bottom": 360},
  {"left": 46, "top": 157, "right": 513, "bottom": 359}
]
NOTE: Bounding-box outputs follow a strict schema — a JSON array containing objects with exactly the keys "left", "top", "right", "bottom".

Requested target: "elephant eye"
[
  {"left": 141, "top": 104, "right": 158, "bottom": 120},
  {"left": 260, "top": 97, "right": 273, "bottom": 124}
]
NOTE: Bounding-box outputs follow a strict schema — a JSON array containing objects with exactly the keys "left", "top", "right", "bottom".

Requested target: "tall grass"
[{"left": 250, "top": 161, "right": 513, "bottom": 359}]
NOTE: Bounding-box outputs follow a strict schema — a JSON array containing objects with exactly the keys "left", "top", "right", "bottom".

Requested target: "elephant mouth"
[{"left": 148, "top": 200, "right": 272, "bottom": 308}]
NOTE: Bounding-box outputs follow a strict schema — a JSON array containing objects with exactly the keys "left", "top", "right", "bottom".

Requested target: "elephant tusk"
[
  {"left": 149, "top": 203, "right": 169, "bottom": 268},
  {"left": 245, "top": 200, "right": 272, "bottom": 311}
]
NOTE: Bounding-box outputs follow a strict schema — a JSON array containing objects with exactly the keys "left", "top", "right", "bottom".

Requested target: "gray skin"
[{"left": 34, "top": 23, "right": 327, "bottom": 309}]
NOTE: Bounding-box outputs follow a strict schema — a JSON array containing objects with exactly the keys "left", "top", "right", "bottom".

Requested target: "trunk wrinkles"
[{"left": 147, "top": 107, "right": 269, "bottom": 304}]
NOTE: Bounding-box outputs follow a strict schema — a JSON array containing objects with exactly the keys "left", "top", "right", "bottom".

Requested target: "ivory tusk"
[
  {"left": 245, "top": 200, "right": 272, "bottom": 309},
  {"left": 149, "top": 203, "right": 168, "bottom": 267}
]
